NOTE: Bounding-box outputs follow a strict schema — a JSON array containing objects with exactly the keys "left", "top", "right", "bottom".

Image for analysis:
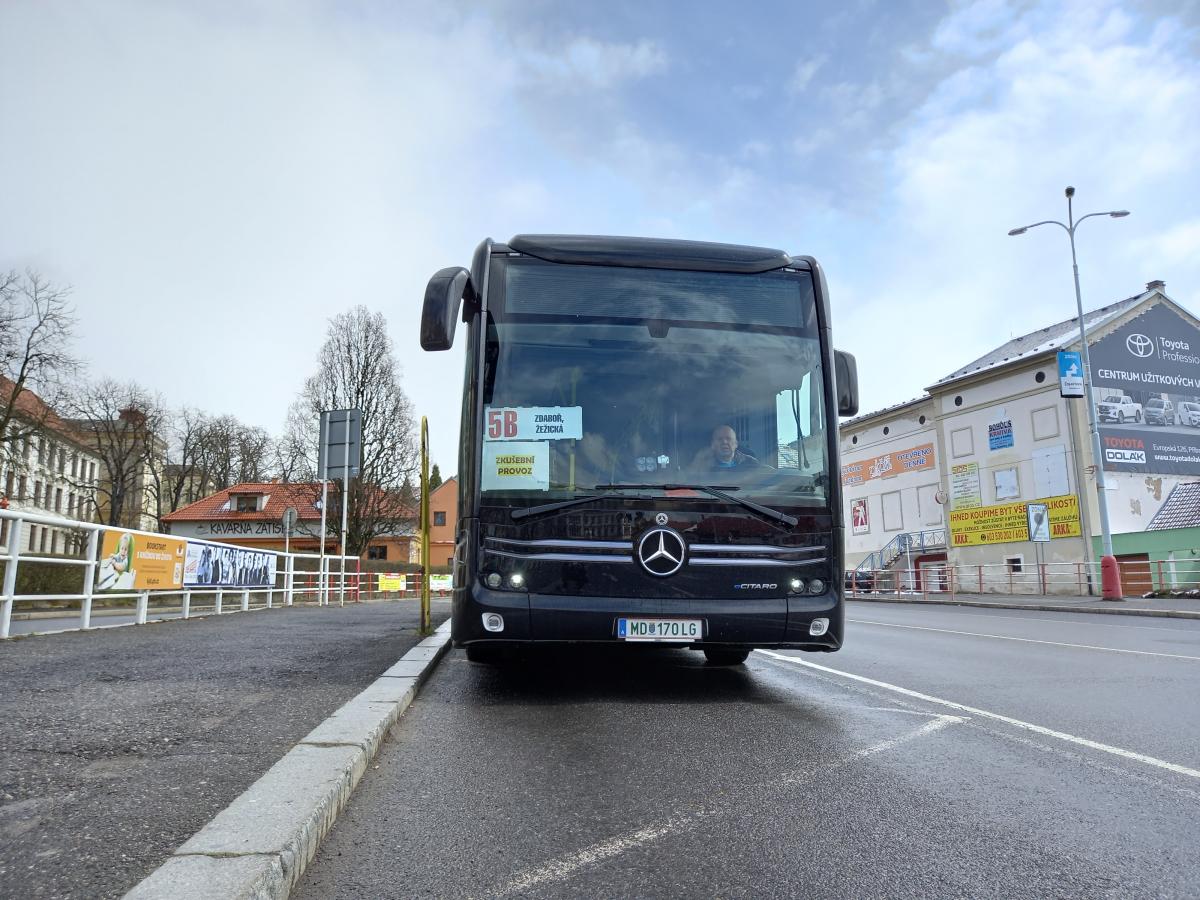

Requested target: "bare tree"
[
  {"left": 65, "top": 379, "right": 166, "bottom": 528},
  {"left": 288, "top": 306, "right": 418, "bottom": 554},
  {"left": 0, "top": 270, "right": 81, "bottom": 473}
]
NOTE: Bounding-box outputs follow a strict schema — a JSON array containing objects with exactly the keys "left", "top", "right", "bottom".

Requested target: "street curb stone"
[
  {"left": 848, "top": 595, "right": 1200, "bottom": 619},
  {"left": 124, "top": 618, "right": 452, "bottom": 900}
]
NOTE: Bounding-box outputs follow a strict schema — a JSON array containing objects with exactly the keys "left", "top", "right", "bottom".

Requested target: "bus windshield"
[{"left": 480, "top": 259, "right": 829, "bottom": 506}]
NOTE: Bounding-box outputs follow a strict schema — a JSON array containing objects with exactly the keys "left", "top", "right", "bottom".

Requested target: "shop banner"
[
  {"left": 950, "top": 494, "right": 1081, "bottom": 546},
  {"left": 988, "top": 418, "right": 1014, "bottom": 451},
  {"left": 1090, "top": 304, "right": 1200, "bottom": 476},
  {"left": 841, "top": 442, "right": 935, "bottom": 486},
  {"left": 950, "top": 463, "right": 982, "bottom": 510},
  {"left": 184, "top": 543, "right": 278, "bottom": 588},
  {"left": 851, "top": 498, "right": 870, "bottom": 535},
  {"left": 96, "top": 529, "right": 186, "bottom": 591}
]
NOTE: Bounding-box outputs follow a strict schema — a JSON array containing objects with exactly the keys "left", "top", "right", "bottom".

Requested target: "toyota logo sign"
[
  {"left": 636, "top": 527, "right": 687, "bottom": 577},
  {"left": 1125, "top": 333, "right": 1154, "bottom": 358}
]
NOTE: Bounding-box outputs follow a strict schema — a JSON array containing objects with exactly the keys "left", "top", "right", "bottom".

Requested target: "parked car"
[
  {"left": 1144, "top": 398, "right": 1176, "bottom": 426},
  {"left": 1095, "top": 393, "right": 1142, "bottom": 423},
  {"left": 844, "top": 570, "right": 875, "bottom": 593},
  {"left": 1178, "top": 401, "right": 1200, "bottom": 427}
]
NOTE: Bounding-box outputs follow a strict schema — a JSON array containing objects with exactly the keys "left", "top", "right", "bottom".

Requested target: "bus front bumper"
[{"left": 452, "top": 585, "right": 842, "bottom": 652}]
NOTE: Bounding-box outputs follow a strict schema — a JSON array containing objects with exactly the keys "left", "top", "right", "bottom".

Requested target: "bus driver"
[{"left": 702, "top": 424, "right": 762, "bottom": 471}]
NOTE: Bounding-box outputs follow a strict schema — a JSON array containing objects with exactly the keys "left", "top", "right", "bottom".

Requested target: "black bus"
[{"left": 421, "top": 235, "right": 858, "bottom": 665}]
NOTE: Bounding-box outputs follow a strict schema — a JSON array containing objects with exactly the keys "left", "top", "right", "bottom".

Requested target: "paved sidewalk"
[
  {"left": 0, "top": 600, "right": 449, "bottom": 900},
  {"left": 849, "top": 590, "right": 1200, "bottom": 618}
]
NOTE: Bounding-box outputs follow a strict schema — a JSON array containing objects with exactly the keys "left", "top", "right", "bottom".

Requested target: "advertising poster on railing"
[
  {"left": 377, "top": 573, "right": 406, "bottom": 591},
  {"left": 183, "top": 542, "right": 278, "bottom": 588},
  {"left": 949, "top": 494, "right": 1081, "bottom": 546},
  {"left": 96, "top": 529, "right": 186, "bottom": 591}
]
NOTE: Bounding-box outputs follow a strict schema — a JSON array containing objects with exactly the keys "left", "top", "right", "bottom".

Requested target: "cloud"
[
  {"left": 523, "top": 36, "right": 668, "bottom": 90},
  {"left": 842, "top": 0, "right": 1200, "bottom": 411},
  {"left": 788, "top": 55, "right": 827, "bottom": 94}
]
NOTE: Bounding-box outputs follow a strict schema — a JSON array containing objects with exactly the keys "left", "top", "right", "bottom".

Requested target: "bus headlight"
[
  {"left": 508, "top": 572, "right": 525, "bottom": 589},
  {"left": 789, "top": 578, "right": 805, "bottom": 593},
  {"left": 809, "top": 618, "right": 829, "bottom": 636},
  {"left": 485, "top": 572, "right": 502, "bottom": 589},
  {"left": 808, "top": 578, "right": 826, "bottom": 595}
]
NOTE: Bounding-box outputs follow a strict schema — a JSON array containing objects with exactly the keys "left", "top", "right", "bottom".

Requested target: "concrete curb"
[
  {"left": 124, "top": 619, "right": 453, "bottom": 900},
  {"left": 848, "top": 595, "right": 1200, "bottom": 619}
]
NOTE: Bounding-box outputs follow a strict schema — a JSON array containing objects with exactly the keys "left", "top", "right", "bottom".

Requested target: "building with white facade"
[
  {"left": 841, "top": 281, "right": 1200, "bottom": 595},
  {"left": 0, "top": 378, "right": 102, "bottom": 556}
]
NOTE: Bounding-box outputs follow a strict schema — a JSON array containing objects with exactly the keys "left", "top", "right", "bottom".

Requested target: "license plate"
[{"left": 617, "top": 618, "right": 702, "bottom": 642}]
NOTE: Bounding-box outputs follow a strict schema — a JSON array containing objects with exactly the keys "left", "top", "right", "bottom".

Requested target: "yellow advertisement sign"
[
  {"left": 96, "top": 529, "right": 186, "bottom": 590},
  {"left": 949, "top": 494, "right": 1081, "bottom": 547},
  {"left": 378, "top": 574, "right": 406, "bottom": 592}
]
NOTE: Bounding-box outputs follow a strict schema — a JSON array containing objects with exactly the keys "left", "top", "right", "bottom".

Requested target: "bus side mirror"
[
  {"left": 421, "top": 267, "right": 477, "bottom": 351},
  {"left": 835, "top": 350, "right": 859, "bottom": 417}
]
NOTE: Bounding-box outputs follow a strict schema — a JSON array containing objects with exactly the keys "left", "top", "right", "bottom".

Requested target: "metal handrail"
[{"left": 0, "top": 509, "right": 362, "bottom": 639}]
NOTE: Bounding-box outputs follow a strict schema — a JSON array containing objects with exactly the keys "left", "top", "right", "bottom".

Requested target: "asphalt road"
[
  {"left": 299, "top": 601, "right": 1200, "bottom": 899},
  {"left": 0, "top": 599, "right": 449, "bottom": 900}
]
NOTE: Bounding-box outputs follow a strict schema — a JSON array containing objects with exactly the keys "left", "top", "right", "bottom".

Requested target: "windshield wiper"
[
  {"left": 597, "top": 483, "right": 798, "bottom": 528},
  {"left": 510, "top": 486, "right": 653, "bottom": 521}
]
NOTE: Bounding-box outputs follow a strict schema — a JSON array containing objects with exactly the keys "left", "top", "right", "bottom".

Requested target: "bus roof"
[{"left": 505, "top": 234, "right": 798, "bottom": 274}]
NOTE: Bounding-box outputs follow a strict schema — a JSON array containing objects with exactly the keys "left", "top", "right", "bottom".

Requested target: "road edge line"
[
  {"left": 848, "top": 595, "right": 1200, "bottom": 619},
  {"left": 123, "top": 618, "right": 453, "bottom": 900}
]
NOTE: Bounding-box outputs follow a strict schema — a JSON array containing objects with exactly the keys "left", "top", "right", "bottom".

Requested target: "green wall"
[{"left": 1092, "top": 527, "right": 1200, "bottom": 588}]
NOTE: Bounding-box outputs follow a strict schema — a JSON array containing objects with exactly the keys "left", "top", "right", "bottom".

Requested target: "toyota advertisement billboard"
[{"left": 1090, "top": 303, "right": 1200, "bottom": 475}]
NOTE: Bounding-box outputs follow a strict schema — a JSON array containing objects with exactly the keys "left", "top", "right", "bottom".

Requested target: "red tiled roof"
[
  {"left": 163, "top": 482, "right": 325, "bottom": 523},
  {"left": 163, "top": 481, "right": 418, "bottom": 523},
  {"left": 0, "top": 375, "right": 90, "bottom": 446}
]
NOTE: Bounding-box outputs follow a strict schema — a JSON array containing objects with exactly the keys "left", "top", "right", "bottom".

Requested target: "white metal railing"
[
  {"left": 0, "top": 509, "right": 363, "bottom": 639},
  {"left": 847, "top": 558, "right": 1200, "bottom": 600}
]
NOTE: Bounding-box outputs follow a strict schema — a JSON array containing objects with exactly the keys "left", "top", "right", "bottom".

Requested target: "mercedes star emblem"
[
  {"left": 1126, "top": 333, "right": 1154, "bottom": 358},
  {"left": 655, "top": 512, "right": 669, "bottom": 525},
  {"left": 636, "top": 527, "right": 687, "bottom": 577}
]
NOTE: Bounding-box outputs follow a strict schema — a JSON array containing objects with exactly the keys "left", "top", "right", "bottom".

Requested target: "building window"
[
  {"left": 446, "top": 556, "right": 454, "bottom": 567},
  {"left": 1005, "top": 555, "right": 1024, "bottom": 574},
  {"left": 28, "top": 525, "right": 36, "bottom": 550},
  {"left": 18, "top": 476, "right": 27, "bottom": 501},
  {"left": 4, "top": 471, "right": 12, "bottom": 499},
  {"left": 40, "top": 528, "right": 48, "bottom": 553},
  {"left": 88, "top": 462, "right": 96, "bottom": 483},
  {"left": 37, "top": 437, "right": 46, "bottom": 464},
  {"left": 54, "top": 488, "right": 63, "bottom": 512},
  {"left": 71, "top": 454, "right": 78, "bottom": 478},
  {"left": 51, "top": 531, "right": 58, "bottom": 554},
  {"left": 235, "top": 495, "right": 258, "bottom": 512},
  {"left": 33, "top": 481, "right": 42, "bottom": 506},
  {"left": 367, "top": 545, "right": 388, "bottom": 560},
  {"left": 58, "top": 449, "right": 66, "bottom": 473},
  {"left": 433, "top": 511, "right": 446, "bottom": 526}
]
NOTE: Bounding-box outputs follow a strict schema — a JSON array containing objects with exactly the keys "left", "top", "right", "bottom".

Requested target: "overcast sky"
[{"left": 2, "top": 0, "right": 1198, "bottom": 471}]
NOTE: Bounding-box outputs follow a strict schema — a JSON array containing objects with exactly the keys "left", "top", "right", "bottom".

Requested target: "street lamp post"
[{"left": 1008, "top": 186, "right": 1129, "bottom": 600}]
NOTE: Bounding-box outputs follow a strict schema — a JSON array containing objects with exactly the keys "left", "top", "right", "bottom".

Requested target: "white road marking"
[
  {"left": 491, "top": 714, "right": 962, "bottom": 897},
  {"left": 846, "top": 618, "right": 1200, "bottom": 661},
  {"left": 758, "top": 651, "right": 1200, "bottom": 780},
  {"left": 849, "top": 605, "right": 1191, "bottom": 633}
]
